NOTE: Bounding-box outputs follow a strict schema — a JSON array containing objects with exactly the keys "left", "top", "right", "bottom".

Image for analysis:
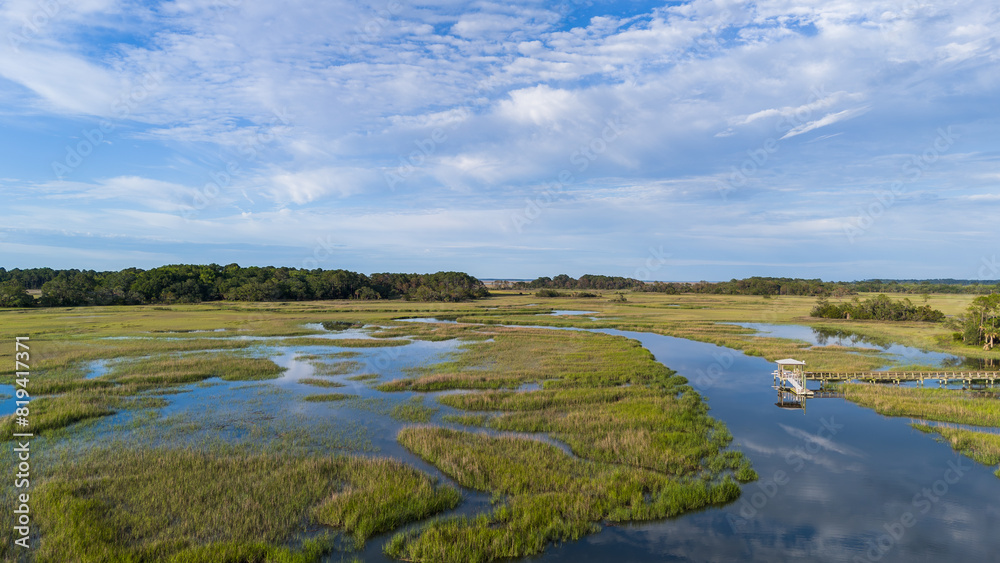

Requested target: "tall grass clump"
[
  {"left": 313, "top": 457, "right": 460, "bottom": 546},
  {"left": 310, "top": 361, "right": 364, "bottom": 376},
  {"left": 912, "top": 423, "right": 1000, "bottom": 473},
  {"left": 837, "top": 383, "right": 1000, "bottom": 426},
  {"left": 1, "top": 394, "right": 111, "bottom": 440},
  {"left": 107, "top": 353, "right": 286, "bottom": 388},
  {"left": 299, "top": 378, "right": 346, "bottom": 388},
  {"left": 390, "top": 396, "right": 439, "bottom": 423},
  {"left": 303, "top": 393, "right": 353, "bottom": 402},
  {"left": 388, "top": 428, "right": 740, "bottom": 562},
  {"left": 20, "top": 447, "right": 458, "bottom": 561}
]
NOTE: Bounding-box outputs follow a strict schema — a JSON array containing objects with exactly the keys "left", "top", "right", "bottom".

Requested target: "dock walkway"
[{"left": 805, "top": 371, "right": 1000, "bottom": 385}]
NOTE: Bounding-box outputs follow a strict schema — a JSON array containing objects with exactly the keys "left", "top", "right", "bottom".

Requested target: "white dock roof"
[{"left": 776, "top": 358, "right": 806, "bottom": 365}]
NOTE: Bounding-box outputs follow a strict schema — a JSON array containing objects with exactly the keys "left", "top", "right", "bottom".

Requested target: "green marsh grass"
[
  {"left": 298, "top": 351, "right": 362, "bottom": 360},
  {"left": 372, "top": 323, "right": 491, "bottom": 342},
  {"left": 2, "top": 337, "right": 256, "bottom": 382},
  {"left": 390, "top": 396, "right": 439, "bottom": 423},
  {"left": 388, "top": 428, "right": 741, "bottom": 562},
  {"left": 106, "top": 353, "right": 286, "bottom": 388},
  {"left": 299, "top": 378, "right": 346, "bottom": 388},
  {"left": 343, "top": 397, "right": 392, "bottom": 415},
  {"left": 22, "top": 447, "right": 458, "bottom": 562},
  {"left": 912, "top": 424, "right": 1000, "bottom": 477},
  {"left": 312, "top": 456, "right": 461, "bottom": 546},
  {"left": 835, "top": 383, "right": 1000, "bottom": 426},
  {"left": 441, "top": 414, "right": 488, "bottom": 426},
  {"left": 0, "top": 392, "right": 114, "bottom": 440},
  {"left": 310, "top": 360, "right": 364, "bottom": 376},
  {"left": 281, "top": 337, "right": 411, "bottom": 348},
  {"left": 345, "top": 373, "right": 379, "bottom": 381},
  {"left": 379, "top": 326, "right": 675, "bottom": 391},
  {"left": 303, "top": 393, "right": 354, "bottom": 402}
]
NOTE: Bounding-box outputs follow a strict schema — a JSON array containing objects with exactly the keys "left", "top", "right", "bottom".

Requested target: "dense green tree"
[
  {"left": 957, "top": 294, "right": 1000, "bottom": 349},
  {"left": 810, "top": 295, "right": 945, "bottom": 322},
  {"left": 0, "top": 280, "right": 34, "bottom": 307},
  {"left": 2, "top": 264, "right": 487, "bottom": 306}
]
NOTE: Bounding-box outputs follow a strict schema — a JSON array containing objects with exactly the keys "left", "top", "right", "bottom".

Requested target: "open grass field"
[{"left": 0, "top": 290, "right": 997, "bottom": 560}]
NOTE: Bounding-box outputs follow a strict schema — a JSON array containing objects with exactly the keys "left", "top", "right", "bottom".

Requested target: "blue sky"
[{"left": 1, "top": 0, "right": 998, "bottom": 281}]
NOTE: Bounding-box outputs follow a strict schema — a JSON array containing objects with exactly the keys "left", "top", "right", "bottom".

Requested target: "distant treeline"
[
  {"left": 0, "top": 265, "right": 488, "bottom": 307},
  {"left": 499, "top": 274, "right": 642, "bottom": 291},
  {"left": 501, "top": 275, "right": 1000, "bottom": 297},
  {"left": 811, "top": 295, "right": 946, "bottom": 322}
]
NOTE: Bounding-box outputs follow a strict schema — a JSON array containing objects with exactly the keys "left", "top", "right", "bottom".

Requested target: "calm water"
[
  {"left": 19, "top": 321, "right": 1000, "bottom": 562},
  {"left": 733, "top": 322, "right": 969, "bottom": 367}
]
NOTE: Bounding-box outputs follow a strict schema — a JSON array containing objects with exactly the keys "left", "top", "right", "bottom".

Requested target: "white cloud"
[
  {"left": 265, "top": 167, "right": 371, "bottom": 205},
  {"left": 0, "top": 49, "right": 119, "bottom": 114},
  {"left": 496, "top": 85, "right": 584, "bottom": 128},
  {"left": 780, "top": 106, "right": 871, "bottom": 139}
]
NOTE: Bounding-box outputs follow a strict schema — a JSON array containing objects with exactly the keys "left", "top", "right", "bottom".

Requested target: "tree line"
[
  {"left": 501, "top": 274, "right": 643, "bottom": 291},
  {"left": 0, "top": 265, "right": 488, "bottom": 307},
  {"left": 500, "top": 275, "right": 1000, "bottom": 297},
  {"left": 810, "top": 295, "right": 946, "bottom": 322}
]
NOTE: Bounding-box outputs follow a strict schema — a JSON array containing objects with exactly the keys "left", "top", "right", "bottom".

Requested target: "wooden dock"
[
  {"left": 805, "top": 371, "right": 1000, "bottom": 385},
  {"left": 770, "top": 358, "right": 1000, "bottom": 396},
  {"left": 773, "top": 359, "right": 813, "bottom": 396}
]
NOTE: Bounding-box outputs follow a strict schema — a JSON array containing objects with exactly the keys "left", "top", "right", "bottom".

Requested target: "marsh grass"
[
  {"left": 372, "top": 323, "right": 489, "bottom": 342},
  {"left": 388, "top": 428, "right": 740, "bottom": 562},
  {"left": 303, "top": 393, "right": 355, "bottom": 402},
  {"left": 1, "top": 337, "right": 257, "bottom": 383},
  {"left": 298, "top": 351, "right": 362, "bottom": 360},
  {"left": 312, "top": 457, "right": 460, "bottom": 546},
  {"left": 26, "top": 365, "right": 115, "bottom": 395},
  {"left": 835, "top": 383, "right": 1000, "bottom": 426},
  {"left": 310, "top": 361, "right": 364, "bottom": 376},
  {"left": 390, "top": 396, "right": 439, "bottom": 423},
  {"left": 343, "top": 397, "right": 392, "bottom": 415},
  {"left": 0, "top": 392, "right": 115, "bottom": 440},
  {"left": 299, "top": 378, "right": 346, "bottom": 388},
  {"left": 107, "top": 353, "right": 286, "bottom": 388},
  {"left": 281, "top": 337, "right": 411, "bottom": 348},
  {"left": 379, "top": 327, "right": 673, "bottom": 391},
  {"left": 441, "top": 414, "right": 488, "bottom": 426},
  {"left": 19, "top": 446, "right": 458, "bottom": 562},
  {"left": 345, "top": 373, "right": 379, "bottom": 381},
  {"left": 912, "top": 424, "right": 1000, "bottom": 476},
  {"left": 321, "top": 321, "right": 361, "bottom": 331}
]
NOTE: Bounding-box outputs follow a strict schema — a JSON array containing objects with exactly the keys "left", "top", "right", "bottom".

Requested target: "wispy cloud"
[{"left": 780, "top": 106, "right": 871, "bottom": 140}]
